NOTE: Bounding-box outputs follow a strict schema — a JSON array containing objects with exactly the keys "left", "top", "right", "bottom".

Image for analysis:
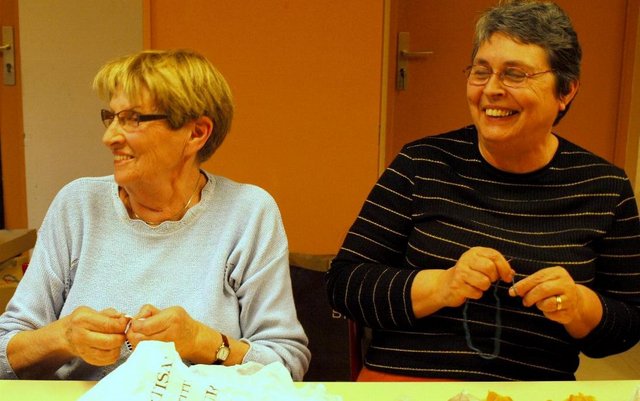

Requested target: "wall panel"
[{"left": 148, "top": 1, "right": 384, "bottom": 254}]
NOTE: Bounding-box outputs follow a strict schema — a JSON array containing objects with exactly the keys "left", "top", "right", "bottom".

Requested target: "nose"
[
  {"left": 102, "top": 123, "right": 124, "bottom": 147},
  {"left": 483, "top": 72, "right": 507, "bottom": 94}
]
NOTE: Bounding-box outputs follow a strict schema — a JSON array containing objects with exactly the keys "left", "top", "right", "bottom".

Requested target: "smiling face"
[
  {"left": 467, "top": 33, "right": 569, "bottom": 152},
  {"left": 102, "top": 87, "right": 193, "bottom": 189}
]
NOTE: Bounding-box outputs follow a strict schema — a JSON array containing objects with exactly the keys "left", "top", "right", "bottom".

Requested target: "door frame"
[{"left": 617, "top": 0, "right": 640, "bottom": 189}]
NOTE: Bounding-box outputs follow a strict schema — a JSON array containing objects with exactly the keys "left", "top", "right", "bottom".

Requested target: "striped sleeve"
[
  {"left": 326, "top": 147, "right": 419, "bottom": 329},
  {"left": 578, "top": 178, "right": 640, "bottom": 356}
]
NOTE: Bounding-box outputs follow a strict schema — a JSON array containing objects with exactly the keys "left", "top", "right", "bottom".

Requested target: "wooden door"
[
  {"left": 0, "top": 0, "right": 27, "bottom": 228},
  {"left": 386, "top": 0, "right": 638, "bottom": 175}
]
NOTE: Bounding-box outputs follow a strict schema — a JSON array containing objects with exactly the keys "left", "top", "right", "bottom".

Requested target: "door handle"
[
  {"left": 1, "top": 26, "right": 16, "bottom": 86},
  {"left": 400, "top": 49, "right": 433, "bottom": 58},
  {"left": 396, "top": 32, "right": 433, "bottom": 90}
]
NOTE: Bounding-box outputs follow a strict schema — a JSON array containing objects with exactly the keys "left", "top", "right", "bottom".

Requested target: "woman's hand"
[
  {"left": 412, "top": 247, "right": 514, "bottom": 318},
  {"left": 126, "top": 304, "right": 250, "bottom": 365},
  {"left": 509, "top": 266, "right": 603, "bottom": 338},
  {"left": 7, "top": 306, "right": 128, "bottom": 378},
  {"left": 444, "top": 247, "right": 515, "bottom": 306},
  {"left": 62, "top": 306, "right": 129, "bottom": 366},
  {"left": 125, "top": 304, "right": 202, "bottom": 361}
]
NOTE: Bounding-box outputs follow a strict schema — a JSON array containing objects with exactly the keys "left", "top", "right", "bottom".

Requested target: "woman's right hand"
[
  {"left": 444, "top": 247, "right": 514, "bottom": 307},
  {"left": 61, "top": 306, "right": 129, "bottom": 366},
  {"left": 8, "top": 305, "right": 130, "bottom": 378},
  {"left": 411, "top": 247, "right": 514, "bottom": 318}
]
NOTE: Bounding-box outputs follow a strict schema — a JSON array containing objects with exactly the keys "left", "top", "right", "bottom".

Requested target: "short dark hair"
[{"left": 472, "top": 0, "right": 581, "bottom": 125}]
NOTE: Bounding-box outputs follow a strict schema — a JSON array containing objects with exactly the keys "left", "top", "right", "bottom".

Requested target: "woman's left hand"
[
  {"left": 508, "top": 266, "right": 602, "bottom": 337},
  {"left": 125, "top": 304, "right": 202, "bottom": 360}
]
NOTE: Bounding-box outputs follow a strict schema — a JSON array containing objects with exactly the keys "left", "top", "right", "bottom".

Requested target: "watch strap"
[{"left": 213, "top": 333, "right": 230, "bottom": 365}]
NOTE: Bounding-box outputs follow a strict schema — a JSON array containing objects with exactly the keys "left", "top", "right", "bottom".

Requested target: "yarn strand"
[{"left": 462, "top": 280, "right": 502, "bottom": 360}]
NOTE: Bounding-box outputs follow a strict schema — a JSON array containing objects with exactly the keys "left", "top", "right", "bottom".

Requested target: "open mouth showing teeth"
[
  {"left": 485, "top": 108, "right": 517, "bottom": 117},
  {"left": 114, "top": 155, "right": 133, "bottom": 161}
]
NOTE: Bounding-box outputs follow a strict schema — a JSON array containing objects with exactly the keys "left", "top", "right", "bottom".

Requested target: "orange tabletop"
[{"left": 1, "top": 379, "right": 639, "bottom": 401}]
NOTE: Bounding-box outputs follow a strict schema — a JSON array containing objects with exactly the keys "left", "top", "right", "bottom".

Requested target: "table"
[
  {"left": 1, "top": 379, "right": 638, "bottom": 401},
  {"left": 0, "top": 229, "right": 36, "bottom": 263},
  {"left": 0, "top": 229, "right": 36, "bottom": 310},
  {"left": 321, "top": 381, "right": 640, "bottom": 400}
]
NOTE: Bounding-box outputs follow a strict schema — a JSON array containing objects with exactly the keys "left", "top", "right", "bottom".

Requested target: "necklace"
[{"left": 123, "top": 172, "right": 202, "bottom": 226}]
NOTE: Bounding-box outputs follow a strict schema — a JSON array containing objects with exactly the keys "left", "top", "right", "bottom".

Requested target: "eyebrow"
[
  {"left": 473, "top": 58, "right": 540, "bottom": 70},
  {"left": 106, "top": 105, "right": 145, "bottom": 113}
]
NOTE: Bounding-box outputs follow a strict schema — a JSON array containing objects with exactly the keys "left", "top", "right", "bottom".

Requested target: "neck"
[
  {"left": 121, "top": 171, "right": 203, "bottom": 226},
  {"left": 479, "top": 134, "right": 558, "bottom": 173}
]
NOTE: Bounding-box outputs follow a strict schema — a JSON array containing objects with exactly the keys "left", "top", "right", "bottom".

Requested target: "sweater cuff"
[
  {"left": 577, "top": 294, "right": 640, "bottom": 358},
  {"left": 0, "top": 331, "right": 19, "bottom": 379},
  {"left": 400, "top": 270, "right": 420, "bottom": 326}
]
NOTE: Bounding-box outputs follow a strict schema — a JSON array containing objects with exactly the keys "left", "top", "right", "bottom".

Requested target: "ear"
[
  {"left": 559, "top": 80, "right": 579, "bottom": 111},
  {"left": 189, "top": 116, "right": 213, "bottom": 148}
]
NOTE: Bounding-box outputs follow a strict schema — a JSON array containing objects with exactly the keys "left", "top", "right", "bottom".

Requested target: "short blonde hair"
[{"left": 93, "top": 49, "right": 234, "bottom": 162}]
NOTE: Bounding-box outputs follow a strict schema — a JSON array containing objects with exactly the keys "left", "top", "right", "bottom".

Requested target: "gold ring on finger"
[
  {"left": 511, "top": 282, "right": 519, "bottom": 297},
  {"left": 555, "top": 295, "right": 562, "bottom": 311}
]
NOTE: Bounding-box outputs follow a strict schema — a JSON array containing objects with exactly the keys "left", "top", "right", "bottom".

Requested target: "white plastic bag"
[
  {"left": 447, "top": 391, "right": 482, "bottom": 401},
  {"left": 79, "top": 341, "right": 340, "bottom": 401}
]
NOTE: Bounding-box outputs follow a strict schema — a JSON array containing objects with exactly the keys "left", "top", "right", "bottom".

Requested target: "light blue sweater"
[{"left": 0, "top": 172, "right": 310, "bottom": 380}]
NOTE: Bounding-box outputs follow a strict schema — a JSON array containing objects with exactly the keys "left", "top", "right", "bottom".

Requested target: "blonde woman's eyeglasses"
[{"left": 101, "top": 109, "right": 168, "bottom": 129}]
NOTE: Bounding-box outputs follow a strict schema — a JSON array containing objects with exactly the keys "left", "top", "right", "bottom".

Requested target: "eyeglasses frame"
[
  {"left": 463, "top": 65, "right": 554, "bottom": 88},
  {"left": 100, "top": 109, "right": 168, "bottom": 129}
]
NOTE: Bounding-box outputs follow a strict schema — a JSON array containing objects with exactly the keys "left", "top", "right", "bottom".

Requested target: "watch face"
[{"left": 217, "top": 346, "right": 230, "bottom": 361}]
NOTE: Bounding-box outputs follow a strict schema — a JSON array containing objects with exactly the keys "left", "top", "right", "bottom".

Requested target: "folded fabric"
[{"left": 79, "top": 341, "right": 340, "bottom": 401}]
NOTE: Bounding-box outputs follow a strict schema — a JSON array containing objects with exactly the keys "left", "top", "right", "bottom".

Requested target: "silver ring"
[
  {"left": 555, "top": 295, "right": 563, "bottom": 311},
  {"left": 511, "top": 283, "right": 519, "bottom": 296}
]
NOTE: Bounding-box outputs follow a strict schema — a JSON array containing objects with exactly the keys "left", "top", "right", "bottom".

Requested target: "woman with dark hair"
[{"left": 327, "top": 0, "right": 640, "bottom": 381}]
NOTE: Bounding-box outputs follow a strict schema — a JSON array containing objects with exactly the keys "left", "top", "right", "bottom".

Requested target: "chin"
[
  {"left": 113, "top": 171, "right": 134, "bottom": 187},
  {"left": 477, "top": 126, "right": 518, "bottom": 142}
]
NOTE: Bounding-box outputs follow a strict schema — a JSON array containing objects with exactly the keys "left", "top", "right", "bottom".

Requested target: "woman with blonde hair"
[{"left": 0, "top": 49, "right": 310, "bottom": 380}]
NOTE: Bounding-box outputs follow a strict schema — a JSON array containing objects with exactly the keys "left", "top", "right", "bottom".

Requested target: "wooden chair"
[{"left": 348, "top": 319, "right": 365, "bottom": 381}]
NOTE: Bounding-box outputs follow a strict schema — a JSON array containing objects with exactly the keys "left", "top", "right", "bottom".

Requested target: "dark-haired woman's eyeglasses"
[{"left": 464, "top": 65, "right": 554, "bottom": 88}]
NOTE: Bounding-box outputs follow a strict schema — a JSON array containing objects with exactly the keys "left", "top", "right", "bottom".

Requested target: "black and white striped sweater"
[{"left": 326, "top": 125, "right": 640, "bottom": 380}]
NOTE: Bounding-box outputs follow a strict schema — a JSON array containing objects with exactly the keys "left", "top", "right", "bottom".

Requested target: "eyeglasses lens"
[
  {"left": 101, "top": 109, "right": 115, "bottom": 128},
  {"left": 101, "top": 109, "right": 140, "bottom": 129},
  {"left": 465, "top": 66, "right": 530, "bottom": 88}
]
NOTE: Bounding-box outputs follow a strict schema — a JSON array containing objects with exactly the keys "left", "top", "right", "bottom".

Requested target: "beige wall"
[{"left": 18, "top": 0, "right": 143, "bottom": 229}]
